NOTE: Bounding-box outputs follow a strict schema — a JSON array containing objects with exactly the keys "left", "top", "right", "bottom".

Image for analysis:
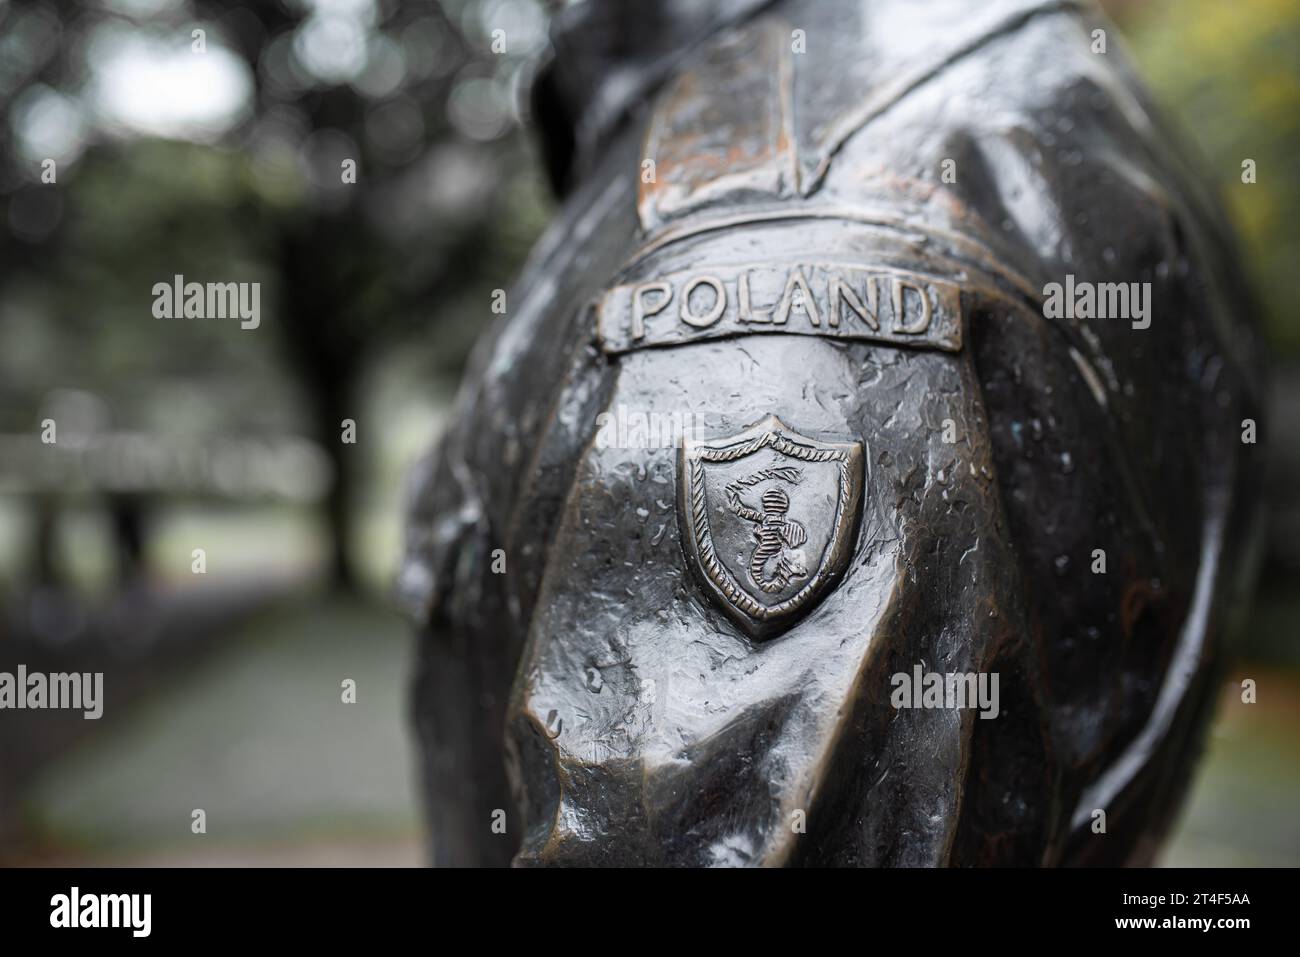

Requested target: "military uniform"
[{"left": 401, "top": 0, "right": 1264, "bottom": 866}]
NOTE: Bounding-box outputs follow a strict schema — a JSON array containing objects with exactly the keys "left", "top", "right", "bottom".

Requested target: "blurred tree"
[
  {"left": 183, "top": 0, "right": 553, "bottom": 586},
  {"left": 1, "top": 0, "right": 553, "bottom": 589}
]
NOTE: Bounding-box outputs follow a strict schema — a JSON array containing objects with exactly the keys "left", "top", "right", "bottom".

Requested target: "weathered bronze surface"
[{"left": 401, "top": 0, "right": 1265, "bottom": 866}]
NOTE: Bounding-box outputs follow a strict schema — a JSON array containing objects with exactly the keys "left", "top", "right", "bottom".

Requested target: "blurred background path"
[
  {"left": 6, "top": 593, "right": 423, "bottom": 866},
  {"left": 1, "top": 589, "right": 1296, "bottom": 867}
]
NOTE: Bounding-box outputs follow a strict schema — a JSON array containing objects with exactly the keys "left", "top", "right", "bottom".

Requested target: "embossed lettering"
[
  {"left": 829, "top": 275, "right": 879, "bottom": 330},
  {"left": 598, "top": 263, "right": 965, "bottom": 354},
  {"left": 632, "top": 281, "right": 673, "bottom": 340},
  {"left": 679, "top": 275, "right": 727, "bottom": 328},
  {"left": 773, "top": 266, "right": 821, "bottom": 327},
  {"left": 892, "top": 279, "right": 931, "bottom": 335},
  {"left": 738, "top": 270, "right": 772, "bottom": 323}
]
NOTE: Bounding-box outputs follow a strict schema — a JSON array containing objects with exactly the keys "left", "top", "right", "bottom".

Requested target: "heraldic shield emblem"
[{"left": 678, "top": 416, "right": 865, "bottom": 639}]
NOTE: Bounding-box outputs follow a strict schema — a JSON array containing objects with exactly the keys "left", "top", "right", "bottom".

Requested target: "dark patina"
[{"left": 401, "top": 0, "right": 1265, "bottom": 866}]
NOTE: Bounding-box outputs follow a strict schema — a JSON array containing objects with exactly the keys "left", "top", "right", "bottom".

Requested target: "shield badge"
[{"left": 678, "top": 415, "right": 864, "bottom": 639}]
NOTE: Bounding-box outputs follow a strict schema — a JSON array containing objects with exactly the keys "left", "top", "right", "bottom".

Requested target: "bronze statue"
[{"left": 400, "top": 0, "right": 1265, "bottom": 866}]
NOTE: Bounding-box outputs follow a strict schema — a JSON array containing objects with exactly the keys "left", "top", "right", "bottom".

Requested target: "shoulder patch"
[{"left": 679, "top": 415, "right": 864, "bottom": 639}]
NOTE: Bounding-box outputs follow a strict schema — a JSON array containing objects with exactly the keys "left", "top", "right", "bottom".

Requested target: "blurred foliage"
[
  {"left": 4, "top": 0, "right": 1298, "bottom": 592},
  {"left": 1117, "top": 0, "right": 1300, "bottom": 352},
  {"left": 3, "top": 140, "right": 295, "bottom": 435},
  {"left": 0, "top": 0, "right": 554, "bottom": 587}
]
